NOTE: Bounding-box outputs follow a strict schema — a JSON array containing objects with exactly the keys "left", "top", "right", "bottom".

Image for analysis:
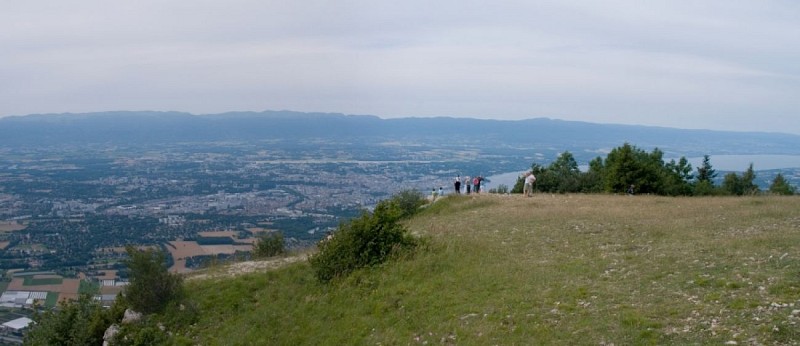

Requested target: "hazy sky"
[{"left": 3, "top": 1, "right": 800, "bottom": 134}]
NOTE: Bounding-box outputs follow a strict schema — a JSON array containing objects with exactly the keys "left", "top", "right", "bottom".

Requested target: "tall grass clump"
[{"left": 309, "top": 190, "right": 424, "bottom": 282}]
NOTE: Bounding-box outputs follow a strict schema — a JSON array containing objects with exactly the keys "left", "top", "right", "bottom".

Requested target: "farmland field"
[
  {"left": 200, "top": 244, "right": 253, "bottom": 255},
  {"left": 167, "top": 240, "right": 255, "bottom": 273},
  {"left": 198, "top": 231, "right": 238, "bottom": 238},
  {"left": 0, "top": 221, "right": 26, "bottom": 232},
  {"left": 247, "top": 227, "right": 275, "bottom": 234},
  {"left": 44, "top": 292, "right": 59, "bottom": 308},
  {"left": 23, "top": 277, "right": 63, "bottom": 286},
  {"left": 7, "top": 276, "right": 80, "bottom": 304}
]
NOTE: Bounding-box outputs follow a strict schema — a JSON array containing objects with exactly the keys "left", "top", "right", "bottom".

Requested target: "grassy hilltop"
[{"left": 185, "top": 194, "right": 800, "bottom": 345}]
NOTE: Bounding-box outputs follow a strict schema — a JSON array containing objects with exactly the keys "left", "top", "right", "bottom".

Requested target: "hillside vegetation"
[{"left": 185, "top": 194, "right": 800, "bottom": 345}]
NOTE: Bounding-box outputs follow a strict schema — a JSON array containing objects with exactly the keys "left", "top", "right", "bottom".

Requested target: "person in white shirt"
[{"left": 523, "top": 172, "right": 537, "bottom": 197}]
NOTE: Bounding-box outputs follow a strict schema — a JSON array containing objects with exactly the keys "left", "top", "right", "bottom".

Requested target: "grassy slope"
[{"left": 185, "top": 195, "right": 800, "bottom": 345}]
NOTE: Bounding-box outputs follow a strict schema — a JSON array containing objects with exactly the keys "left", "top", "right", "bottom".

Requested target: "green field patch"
[
  {"left": 196, "top": 236, "right": 235, "bottom": 245},
  {"left": 79, "top": 280, "right": 100, "bottom": 295},
  {"left": 44, "top": 292, "right": 59, "bottom": 308},
  {"left": 23, "top": 277, "right": 63, "bottom": 286}
]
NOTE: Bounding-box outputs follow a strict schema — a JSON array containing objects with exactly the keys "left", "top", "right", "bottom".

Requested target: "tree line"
[{"left": 512, "top": 143, "right": 797, "bottom": 196}]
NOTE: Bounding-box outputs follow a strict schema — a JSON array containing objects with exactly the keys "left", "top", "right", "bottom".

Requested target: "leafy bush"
[
  {"left": 769, "top": 173, "right": 796, "bottom": 195},
  {"left": 123, "top": 246, "right": 184, "bottom": 315},
  {"left": 309, "top": 196, "right": 418, "bottom": 283},
  {"left": 388, "top": 189, "right": 428, "bottom": 219},
  {"left": 113, "top": 320, "right": 171, "bottom": 346},
  {"left": 253, "top": 232, "right": 286, "bottom": 259},
  {"left": 25, "top": 293, "right": 125, "bottom": 345}
]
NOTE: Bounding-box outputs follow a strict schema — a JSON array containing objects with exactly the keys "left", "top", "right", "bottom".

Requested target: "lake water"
[
  {"left": 683, "top": 155, "right": 800, "bottom": 171},
  {"left": 486, "top": 154, "right": 800, "bottom": 189},
  {"left": 485, "top": 171, "right": 525, "bottom": 190}
]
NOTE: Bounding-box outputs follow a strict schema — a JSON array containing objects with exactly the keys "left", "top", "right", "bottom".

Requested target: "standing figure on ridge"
[
  {"left": 524, "top": 171, "right": 537, "bottom": 197},
  {"left": 464, "top": 176, "right": 472, "bottom": 194},
  {"left": 454, "top": 175, "right": 461, "bottom": 194}
]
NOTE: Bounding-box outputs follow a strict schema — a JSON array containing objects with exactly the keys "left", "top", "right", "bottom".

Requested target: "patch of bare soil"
[{"left": 186, "top": 254, "right": 308, "bottom": 281}]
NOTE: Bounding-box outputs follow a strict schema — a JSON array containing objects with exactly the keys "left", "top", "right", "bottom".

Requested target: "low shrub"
[
  {"left": 253, "top": 232, "right": 286, "bottom": 259},
  {"left": 309, "top": 195, "right": 419, "bottom": 283}
]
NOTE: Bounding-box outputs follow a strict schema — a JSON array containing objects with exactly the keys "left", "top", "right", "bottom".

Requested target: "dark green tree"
[
  {"left": 663, "top": 157, "right": 693, "bottom": 195},
  {"left": 695, "top": 155, "right": 717, "bottom": 184},
  {"left": 547, "top": 151, "right": 582, "bottom": 193},
  {"left": 722, "top": 172, "right": 744, "bottom": 195},
  {"left": 721, "top": 164, "right": 759, "bottom": 196},
  {"left": 741, "top": 163, "right": 759, "bottom": 195},
  {"left": 694, "top": 155, "right": 718, "bottom": 196},
  {"left": 123, "top": 246, "right": 184, "bottom": 315},
  {"left": 581, "top": 156, "right": 606, "bottom": 193},
  {"left": 769, "top": 173, "right": 796, "bottom": 195},
  {"left": 511, "top": 175, "right": 524, "bottom": 194},
  {"left": 603, "top": 143, "right": 638, "bottom": 193},
  {"left": 602, "top": 143, "right": 667, "bottom": 194}
]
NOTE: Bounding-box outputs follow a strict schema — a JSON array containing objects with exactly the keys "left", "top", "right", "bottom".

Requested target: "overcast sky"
[{"left": 2, "top": 1, "right": 800, "bottom": 134}]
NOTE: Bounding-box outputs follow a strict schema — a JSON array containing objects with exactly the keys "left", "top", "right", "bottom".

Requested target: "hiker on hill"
[
  {"left": 464, "top": 176, "right": 472, "bottom": 194},
  {"left": 627, "top": 184, "right": 635, "bottom": 195},
  {"left": 524, "top": 171, "right": 537, "bottom": 197},
  {"left": 454, "top": 175, "right": 461, "bottom": 194},
  {"left": 473, "top": 176, "right": 482, "bottom": 193}
]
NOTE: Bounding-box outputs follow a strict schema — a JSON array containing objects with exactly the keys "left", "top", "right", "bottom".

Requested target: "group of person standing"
[{"left": 453, "top": 175, "right": 484, "bottom": 195}]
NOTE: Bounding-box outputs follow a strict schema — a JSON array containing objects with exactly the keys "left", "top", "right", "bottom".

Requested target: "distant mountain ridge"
[{"left": 2, "top": 110, "right": 799, "bottom": 156}]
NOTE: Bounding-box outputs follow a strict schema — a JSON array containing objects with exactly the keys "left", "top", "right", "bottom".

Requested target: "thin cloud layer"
[{"left": 2, "top": 1, "right": 799, "bottom": 133}]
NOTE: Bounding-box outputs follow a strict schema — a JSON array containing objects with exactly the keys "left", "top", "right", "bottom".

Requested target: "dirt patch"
[
  {"left": 171, "top": 258, "right": 189, "bottom": 274},
  {"left": 168, "top": 241, "right": 206, "bottom": 260},
  {"left": 237, "top": 237, "right": 258, "bottom": 244},
  {"left": 96, "top": 270, "right": 118, "bottom": 280},
  {"left": 33, "top": 274, "right": 62, "bottom": 280},
  {"left": 100, "top": 285, "right": 124, "bottom": 295},
  {"left": 7, "top": 277, "right": 80, "bottom": 298},
  {"left": 95, "top": 245, "right": 156, "bottom": 254},
  {"left": 200, "top": 244, "right": 253, "bottom": 255},
  {"left": 0, "top": 221, "right": 26, "bottom": 232},
  {"left": 247, "top": 227, "right": 276, "bottom": 235},
  {"left": 187, "top": 254, "right": 308, "bottom": 281},
  {"left": 198, "top": 230, "right": 238, "bottom": 238},
  {"left": 0, "top": 241, "right": 9, "bottom": 250}
]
